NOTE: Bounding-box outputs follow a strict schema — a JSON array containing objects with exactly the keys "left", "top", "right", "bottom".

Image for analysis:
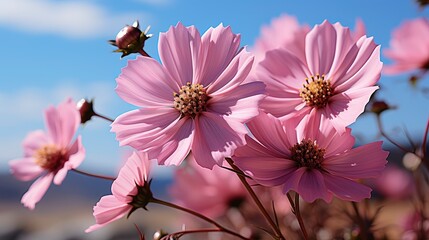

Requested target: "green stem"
[
  {"left": 151, "top": 197, "right": 250, "bottom": 240},
  {"left": 94, "top": 113, "right": 115, "bottom": 123},
  {"left": 287, "top": 192, "right": 308, "bottom": 240},
  {"left": 72, "top": 168, "right": 115, "bottom": 181},
  {"left": 225, "top": 158, "right": 285, "bottom": 240}
]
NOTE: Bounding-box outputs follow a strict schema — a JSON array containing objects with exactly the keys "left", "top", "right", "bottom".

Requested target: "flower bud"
[
  {"left": 369, "top": 100, "right": 392, "bottom": 115},
  {"left": 153, "top": 229, "right": 169, "bottom": 240},
  {"left": 416, "top": 0, "right": 429, "bottom": 9},
  {"left": 76, "top": 98, "right": 95, "bottom": 124},
  {"left": 109, "top": 20, "right": 152, "bottom": 58}
]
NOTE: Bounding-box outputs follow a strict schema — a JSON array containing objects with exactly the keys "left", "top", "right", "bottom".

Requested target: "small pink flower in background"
[
  {"left": 9, "top": 99, "right": 85, "bottom": 210},
  {"left": 251, "top": 14, "right": 310, "bottom": 64},
  {"left": 372, "top": 165, "right": 413, "bottom": 200},
  {"left": 256, "top": 20, "right": 382, "bottom": 133},
  {"left": 400, "top": 210, "right": 429, "bottom": 240},
  {"left": 86, "top": 151, "right": 153, "bottom": 232},
  {"left": 111, "top": 22, "right": 265, "bottom": 169},
  {"left": 384, "top": 18, "right": 429, "bottom": 75},
  {"left": 169, "top": 154, "right": 247, "bottom": 218},
  {"left": 233, "top": 112, "right": 388, "bottom": 203}
]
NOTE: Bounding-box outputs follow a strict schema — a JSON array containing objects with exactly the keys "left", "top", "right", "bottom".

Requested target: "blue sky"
[{"left": 1, "top": 0, "right": 428, "bottom": 176}]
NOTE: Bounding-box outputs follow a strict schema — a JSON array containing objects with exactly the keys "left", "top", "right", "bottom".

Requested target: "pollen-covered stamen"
[
  {"left": 34, "top": 145, "right": 67, "bottom": 171},
  {"left": 290, "top": 139, "right": 325, "bottom": 170},
  {"left": 173, "top": 82, "right": 209, "bottom": 118},
  {"left": 299, "top": 74, "right": 333, "bottom": 108}
]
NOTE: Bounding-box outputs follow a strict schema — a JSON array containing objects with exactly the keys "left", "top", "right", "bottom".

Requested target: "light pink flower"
[
  {"left": 372, "top": 165, "right": 413, "bottom": 200},
  {"left": 400, "top": 210, "right": 429, "bottom": 240},
  {"left": 256, "top": 20, "right": 381, "bottom": 133},
  {"left": 384, "top": 18, "right": 429, "bottom": 75},
  {"left": 233, "top": 112, "right": 388, "bottom": 203},
  {"left": 111, "top": 23, "right": 265, "bottom": 169},
  {"left": 9, "top": 99, "right": 85, "bottom": 209},
  {"left": 169, "top": 154, "right": 247, "bottom": 218},
  {"left": 251, "top": 16, "right": 365, "bottom": 67},
  {"left": 251, "top": 14, "right": 310, "bottom": 64},
  {"left": 86, "top": 151, "right": 153, "bottom": 232}
]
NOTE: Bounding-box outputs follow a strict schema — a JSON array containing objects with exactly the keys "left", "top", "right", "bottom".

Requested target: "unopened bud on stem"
[{"left": 109, "top": 20, "right": 152, "bottom": 58}]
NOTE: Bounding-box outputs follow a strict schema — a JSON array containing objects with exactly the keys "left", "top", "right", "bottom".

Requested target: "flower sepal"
[{"left": 127, "top": 179, "right": 154, "bottom": 218}]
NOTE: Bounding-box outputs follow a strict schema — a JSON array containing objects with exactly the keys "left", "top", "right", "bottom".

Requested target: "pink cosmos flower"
[
  {"left": 372, "top": 165, "right": 413, "bottom": 200},
  {"left": 251, "top": 16, "right": 365, "bottom": 65},
  {"left": 233, "top": 112, "right": 388, "bottom": 203},
  {"left": 9, "top": 99, "right": 85, "bottom": 209},
  {"left": 251, "top": 14, "right": 310, "bottom": 64},
  {"left": 256, "top": 20, "right": 381, "bottom": 133},
  {"left": 86, "top": 151, "right": 153, "bottom": 232},
  {"left": 384, "top": 18, "right": 429, "bottom": 75},
  {"left": 169, "top": 154, "right": 247, "bottom": 218},
  {"left": 111, "top": 23, "right": 265, "bottom": 169}
]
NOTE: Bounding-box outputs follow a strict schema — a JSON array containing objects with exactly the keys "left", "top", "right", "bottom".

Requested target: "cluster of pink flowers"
[{"left": 10, "top": 11, "right": 429, "bottom": 240}]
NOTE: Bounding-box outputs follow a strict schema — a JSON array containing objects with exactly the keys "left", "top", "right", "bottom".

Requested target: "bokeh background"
[{"left": 1, "top": 0, "right": 428, "bottom": 239}]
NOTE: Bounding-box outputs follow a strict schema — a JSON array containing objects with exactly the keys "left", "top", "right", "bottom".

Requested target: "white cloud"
[{"left": 0, "top": 0, "right": 152, "bottom": 38}]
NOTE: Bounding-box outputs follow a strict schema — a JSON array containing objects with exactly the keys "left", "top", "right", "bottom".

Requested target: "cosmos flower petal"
[
  {"left": 9, "top": 157, "right": 44, "bottom": 181},
  {"left": 305, "top": 20, "right": 345, "bottom": 75},
  {"left": 66, "top": 136, "right": 86, "bottom": 169},
  {"left": 234, "top": 135, "right": 280, "bottom": 158},
  {"left": 150, "top": 118, "right": 194, "bottom": 166},
  {"left": 112, "top": 108, "right": 180, "bottom": 150},
  {"left": 44, "top": 98, "right": 80, "bottom": 147},
  {"left": 234, "top": 155, "right": 297, "bottom": 186},
  {"left": 246, "top": 112, "right": 293, "bottom": 156},
  {"left": 320, "top": 128, "right": 355, "bottom": 157},
  {"left": 260, "top": 48, "right": 310, "bottom": 90},
  {"left": 209, "top": 81, "right": 265, "bottom": 122},
  {"left": 325, "top": 86, "right": 378, "bottom": 133},
  {"left": 206, "top": 48, "right": 254, "bottom": 95},
  {"left": 116, "top": 57, "right": 179, "bottom": 107},
  {"left": 169, "top": 156, "right": 246, "bottom": 218},
  {"left": 251, "top": 14, "right": 310, "bottom": 63},
  {"left": 192, "top": 112, "right": 247, "bottom": 169},
  {"left": 383, "top": 18, "right": 429, "bottom": 74},
  {"left": 53, "top": 136, "right": 85, "bottom": 185},
  {"left": 281, "top": 167, "right": 306, "bottom": 194},
  {"left": 296, "top": 169, "right": 330, "bottom": 202},
  {"left": 334, "top": 38, "right": 381, "bottom": 92},
  {"left": 324, "top": 141, "right": 388, "bottom": 179},
  {"left": 323, "top": 174, "right": 372, "bottom": 201},
  {"left": 112, "top": 151, "right": 152, "bottom": 202},
  {"left": 197, "top": 24, "right": 241, "bottom": 87},
  {"left": 85, "top": 195, "right": 131, "bottom": 233},
  {"left": 159, "top": 23, "right": 200, "bottom": 87},
  {"left": 22, "top": 130, "right": 51, "bottom": 157},
  {"left": 21, "top": 173, "right": 54, "bottom": 210}
]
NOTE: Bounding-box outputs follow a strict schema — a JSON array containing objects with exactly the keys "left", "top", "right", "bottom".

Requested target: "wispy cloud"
[{"left": 0, "top": 0, "right": 151, "bottom": 38}]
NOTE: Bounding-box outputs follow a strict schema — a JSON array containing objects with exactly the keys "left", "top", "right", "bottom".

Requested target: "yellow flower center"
[
  {"left": 290, "top": 139, "right": 325, "bottom": 170},
  {"left": 34, "top": 145, "right": 67, "bottom": 171},
  {"left": 173, "top": 83, "right": 209, "bottom": 118},
  {"left": 299, "top": 74, "right": 333, "bottom": 108}
]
